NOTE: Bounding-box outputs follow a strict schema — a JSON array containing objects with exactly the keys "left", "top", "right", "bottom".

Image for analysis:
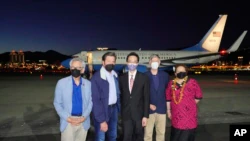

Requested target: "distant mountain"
[
  {"left": 0, "top": 52, "right": 10, "bottom": 63},
  {"left": 0, "top": 50, "right": 71, "bottom": 64}
]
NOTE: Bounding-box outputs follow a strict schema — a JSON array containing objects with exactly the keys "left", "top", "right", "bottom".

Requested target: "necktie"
[{"left": 130, "top": 75, "right": 134, "bottom": 93}]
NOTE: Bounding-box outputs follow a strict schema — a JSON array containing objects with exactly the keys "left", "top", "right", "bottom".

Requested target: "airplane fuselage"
[{"left": 85, "top": 50, "right": 220, "bottom": 66}]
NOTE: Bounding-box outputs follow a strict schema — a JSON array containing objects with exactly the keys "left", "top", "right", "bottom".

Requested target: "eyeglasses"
[
  {"left": 128, "top": 62, "right": 138, "bottom": 64},
  {"left": 70, "top": 67, "right": 83, "bottom": 70}
]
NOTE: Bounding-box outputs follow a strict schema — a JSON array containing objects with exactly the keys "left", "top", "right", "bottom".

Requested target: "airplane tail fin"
[{"left": 184, "top": 15, "right": 227, "bottom": 52}]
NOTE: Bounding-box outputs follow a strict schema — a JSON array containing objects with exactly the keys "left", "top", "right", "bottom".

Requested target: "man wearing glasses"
[{"left": 54, "top": 58, "right": 93, "bottom": 141}]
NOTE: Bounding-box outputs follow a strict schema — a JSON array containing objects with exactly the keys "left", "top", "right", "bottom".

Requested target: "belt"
[
  {"left": 71, "top": 113, "right": 82, "bottom": 116},
  {"left": 108, "top": 103, "right": 116, "bottom": 107}
]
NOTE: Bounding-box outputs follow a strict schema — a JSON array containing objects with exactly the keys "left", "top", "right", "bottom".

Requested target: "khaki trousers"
[
  {"left": 61, "top": 123, "right": 88, "bottom": 141},
  {"left": 144, "top": 113, "right": 166, "bottom": 141}
]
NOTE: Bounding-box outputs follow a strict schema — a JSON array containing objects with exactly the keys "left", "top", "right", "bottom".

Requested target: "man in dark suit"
[{"left": 119, "top": 52, "right": 150, "bottom": 141}]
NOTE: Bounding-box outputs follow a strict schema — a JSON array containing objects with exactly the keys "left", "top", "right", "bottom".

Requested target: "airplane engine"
[
  {"left": 136, "top": 65, "right": 149, "bottom": 73},
  {"left": 61, "top": 58, "right": 71, "bottom": 69}
]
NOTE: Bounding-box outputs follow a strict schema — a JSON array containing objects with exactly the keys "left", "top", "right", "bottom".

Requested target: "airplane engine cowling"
[{"left": 61, "top": 58, "right": 72, "bottom": 69}]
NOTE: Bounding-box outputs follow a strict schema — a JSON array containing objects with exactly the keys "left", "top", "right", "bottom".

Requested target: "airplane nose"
[{"left": 61, "top": 58, "right": 72, "bottom": 69}]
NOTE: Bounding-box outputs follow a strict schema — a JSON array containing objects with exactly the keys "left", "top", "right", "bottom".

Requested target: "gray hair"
[
  {"left": 69, "top": 58, "right": 86, "bottom": 69},
  {"left": 149, "top": 54, "right": 160, "bottom": 61}
]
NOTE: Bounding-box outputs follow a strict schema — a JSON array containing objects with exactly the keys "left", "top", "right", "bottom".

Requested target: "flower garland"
[{"left": 171, "top": 76, "right": 188, "bottom": 104}]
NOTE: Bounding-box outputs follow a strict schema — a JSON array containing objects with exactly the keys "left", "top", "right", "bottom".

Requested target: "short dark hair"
[
  {"left": 126, "top": 52, "right": 140, "bottom": 62},
  {"left": 102, "top": 52, "right": 117, "bottom": 61},
  {"left": 174, "top": 64, "right": 188, "bottom": 74}
]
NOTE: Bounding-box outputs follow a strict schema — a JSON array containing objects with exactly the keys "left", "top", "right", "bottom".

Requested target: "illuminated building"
[
  {"left": 9, "top": 50, "right": 25, "bottom": 65},
  {"left": 238, "top": 56, "right": 243, "bottom": 66},
  {"left": 18, "top": 50, "right": 25, "bottom": 64},
  {"left": 9, "top": 50, "right": 17, "bottom": 63}
]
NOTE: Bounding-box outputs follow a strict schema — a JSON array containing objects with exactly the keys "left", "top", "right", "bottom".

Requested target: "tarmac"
[{"left": 0, "top": 73, "right": 250, "bottom": 141}]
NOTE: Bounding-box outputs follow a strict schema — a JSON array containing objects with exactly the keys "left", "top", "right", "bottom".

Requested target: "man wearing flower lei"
[{"left": 166, "top": 64, "right": 203, "bottom": 141}]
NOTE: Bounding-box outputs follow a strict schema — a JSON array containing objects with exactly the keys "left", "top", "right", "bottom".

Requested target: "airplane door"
[
  {"left": 87, "top": 52, "right": 94, "bottom": 77},
  {"left": 87, "top": 52, "right": 93, "bottom": 64}
]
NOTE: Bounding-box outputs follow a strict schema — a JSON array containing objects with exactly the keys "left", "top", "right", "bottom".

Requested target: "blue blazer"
[
  {"left": 145, "top": 70, "right": 169, "bottom": 114},
  {"left": 53, "top": 76, "right": 93, "bottom": 132},
  {"left": 91, "top": 67, "right": 121, "bottom": 123}
]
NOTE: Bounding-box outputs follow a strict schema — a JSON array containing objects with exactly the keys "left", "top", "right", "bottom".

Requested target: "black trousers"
[
  {"left": 170, "top": 126, "right": 196, "bottom": 141},
  {"left": 123, "top": 119, "right": 144, "bottom": 141}
]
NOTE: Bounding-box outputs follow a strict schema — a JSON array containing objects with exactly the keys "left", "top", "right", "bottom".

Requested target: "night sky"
[{"left": 0, "top": 0, "right": 249, "bottom": 55}]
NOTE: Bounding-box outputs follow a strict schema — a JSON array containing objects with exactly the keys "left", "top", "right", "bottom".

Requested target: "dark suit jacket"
[{"left": 119, "top": 71, "right": 150, "bottom": 121}]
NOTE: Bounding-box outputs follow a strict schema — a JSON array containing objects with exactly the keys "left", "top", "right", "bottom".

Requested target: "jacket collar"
[{"left": 100, "top": 66, "right": 117, "bottom": 80}]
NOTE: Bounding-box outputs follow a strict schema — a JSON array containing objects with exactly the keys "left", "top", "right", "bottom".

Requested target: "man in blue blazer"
[
  {"left": 91, "top": 52, "right": 120, "bottom": 141},
  {"left": 144, "top": 54, "right": 170, "bottom": 141},
  {"left": 54, "top": 58, "right": 93, "bottom": 141}
]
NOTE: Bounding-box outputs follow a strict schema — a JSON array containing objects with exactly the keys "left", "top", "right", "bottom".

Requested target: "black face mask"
[
  {"left": 176, "top": 72, "right": 187, "bottom": 79},
  {"left": 105, "top": 64, "right": 114, "bottom": 72},
  {"left": 71, "top": 69, "right": 81, "bottom": 78}
]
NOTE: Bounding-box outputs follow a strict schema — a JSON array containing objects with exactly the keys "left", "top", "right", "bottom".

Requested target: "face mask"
[
  {"left": 71, "top": 69, "right": 81, "bottom": 78},
  {"left": 176, "top": 72, "right": 187, "bottom": 79},
  {"left": 105, "top": 64, "right": 114, "bottom": 72},
  {"left": 127, "top": 64, "right": 138, "bottom": 71},
  {"left": 151, "top": 62, "right": 159, "bottom": 69}
]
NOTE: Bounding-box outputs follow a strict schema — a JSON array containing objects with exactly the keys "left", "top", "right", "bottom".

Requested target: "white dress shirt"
[
  {"left": 128, "top": 70, "right": 137, "bottom": 92},
  {"left": 104, "top": 67, "right": 117, "bottom": 105}
]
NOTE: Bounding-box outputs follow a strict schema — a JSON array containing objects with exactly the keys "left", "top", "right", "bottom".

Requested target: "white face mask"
[{"left": 151, "top": 62, "right": 159, "bottom": 69}]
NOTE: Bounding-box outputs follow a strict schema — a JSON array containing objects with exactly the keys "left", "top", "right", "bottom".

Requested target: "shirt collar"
[
  {"left": 72, "top": 76, "right": 82, "bottom": 86},
  {"left": 128, "top": 70, "right": 137, "bottom": 77}
]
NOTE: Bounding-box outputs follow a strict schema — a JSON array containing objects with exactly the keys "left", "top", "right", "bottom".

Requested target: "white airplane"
[{"left": 61, "top": 15, "right": 247, "bottom": 73}]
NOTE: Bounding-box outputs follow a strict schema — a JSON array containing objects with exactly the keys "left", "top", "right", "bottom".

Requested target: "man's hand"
[
  {"left": 150, "top": 104, "right": 156, "bottom": 111},
  {"left": 100, "top": 122, "right": 108, "bottom": 132},
  {"left": 142, "top": 117, "right": 147, "bottom": 127},
  {"left": 78, "top": 117, "right": 85, "bottom": 123},
  {"left": 67, "top": 117, "right": 78, "bottom": 126},
  {"left": 67, "top": 117, "right": 85, "bottom": 126}
]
